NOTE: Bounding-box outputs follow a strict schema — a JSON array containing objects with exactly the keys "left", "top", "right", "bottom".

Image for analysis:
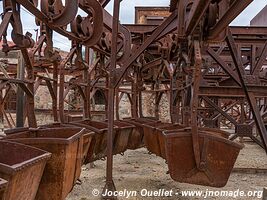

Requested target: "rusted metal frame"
[
  {"left": 88, "top": 58, "right": 101, "bottom": 76},
  {"left": 154, "top": 83, "right": 161, "bottom": 120},
  {"left": 124, "top": 24, "right": 156, "bottom": 34},
  {"left": 252, "top": 40, "right": 267, "bottom": 75},
  {"left": 229, "top": 133, "right": 264, "bottom": 148},
  {"left": 138, "top": 89, "right": 143, "bottom": 118},
  {"left": 0, "top": 81, "right": 9, "bottom": 91},
  {"left": 202, "top": 96, "right": 238, "bottom": 126},
  {"left": 16, "top": 51, "right": 26, "bottom": 127},
  {"left": 20, "top": 48, "right": 37, "bottom": 127},
  {"left": 14, "top": 0, "right": 81, "bottom": 42},
  {"left": 89, "top": 42, "right": 122, "bottom": 84},
  {"left": 52, "top": 63, "right": 58, "bottom": 121},
  {"left": 191, "top": 40, "right": 202, "bottom": 169},
  {"left": 206, "top": 47, "right": 241, "bottom": 86},
  {"left": 1, "top": 85, "right": 11, "bottom": 105},
  {"left": 240, "top": 99, "right": 245, "bottom": 123},
  {"left": 76, "top": 85, "right": 86, "bottom": 101},
  {"left": 0, "top": 79, "right": 33, "bottom": 97},
  {"left": 215, "top": 44, "right": 226, "bottom": 55},
  {"left": 250, "top": 45, "right": 256, "bottom": 74},
  {"left": 103, "top": 10, "right": 131, "bottom": 61},
  {"left": 0, "top": 62, "right": 17, "bottom": 92},
  {"left": 199, "top": 85, "right": 267, "bottom": 97},
  {"left": 2, "top": 109, "right": 14, "bottom": 128},
  {"left": 212, "top": 101, "right": 239, "bottom": 121},
  {"left": 77, "top": 0, "right": 104, "bottom": 47},
  {"left": 45, "top": 80, "right": 57, "bottom": 100},
  {"left": 63, "top": 85, "right": 71, "bottom": 101},
  {"left": 143, "top": 58, "right": 162, "bottom": 69},
  {"left": 115, "top": 89, "right": 121, "bottom": 120},
  {"left": 114, "top": 11, "right": 178, "bottom": 88},
  {"left": 41, "top": 0, "right": 78, "bottom": 26},
  {"left": 29, "top": 35, "right": 46, "bottom": 57},
  {"left": 99, "top": 0, "right": 111, "bottom": 7},
  {"left": 185, "top": 0, "right": 211, "bottom": 36},
  {"left": 0, "top": 86, "right": 14, "bottom": 128},
  {"left": 58, "top": 47, "right": 76, "bottom": 123},
  {"left": 83, "top": 47, "right": 92, "bottom": 119},
  {"left": 102, "top": 0, "right": 120, "bottom": 197},
  {"left": 208, "top": 0, "right": 253, "bottom": 40},
  {"left": 163, "top": 60, "right": 173, "bottom": 76},
  {"left": 0, "top": 12, "right": 12, "bottom": 40},
  {"left": 170, "top": 87, "right": 180, "bottom": 123},
  {"left": 0, "top": 77, "right": 32, "bottom": 84},
  {"left": 226, "top": 32, "right": 267, "bottom": 152},
  {"left": 16, "top": 82, "right": 33, "bottom": 97},
  {"left": 230, "top": 26, "right": 267, "bottom": 36},
  {"left": 131, "top": 69, "right": 138, "bottom": 118},
  {"left": 90, "top": 77, "right": 101, "bottom": 89},
  {"left": 34, "top": 77, "right": 45, "bottom": 93},
  {"left": 125, "top": 92, "right": 133, "bottom": 105},
  {"left": 176, "top": 0, "right": 186, "bottom": 38},
  {"left": 156, "top": 19, "right": 177, "bottom": 41}
]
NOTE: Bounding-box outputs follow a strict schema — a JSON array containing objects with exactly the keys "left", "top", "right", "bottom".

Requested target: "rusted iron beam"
[
  {"left": 16, "top": 52, "right": 25, "bottom": 127},
  {"left": 102, "top": 0, "right": 120, "bottom": 198},
  {"left": 207, "top": 47, "right": 241, "bottom": 86},
  {"left": 114, "top": 11, "right": 178, "bottom": 87},
  {"left": 252, "top": 40, "right": 267, "bottom": 75},
  {"left": 208, "top": 0, "right": 253, "bottom": 40},
  {"left": 226, "top": 32, "right": 267, "bottom": 152},
  {"left": 202, "top": 96, "right": 238, "bottom": 126},
  {"left": 0, "top": 12, "right": 12, "bottom": 39},
  {"left": 185, "top": 0, "right": 211, "bottom": 36},
  {"left": 99, "top": 0, "right": 111, "bottom": 7}
]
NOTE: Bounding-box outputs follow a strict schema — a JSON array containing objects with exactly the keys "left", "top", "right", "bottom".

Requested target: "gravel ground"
[{"left": 67, "top": 142, "right": 267, "bottom": 200}]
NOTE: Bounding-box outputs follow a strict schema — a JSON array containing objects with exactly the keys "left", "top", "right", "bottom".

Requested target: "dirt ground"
[{"left": 67, "top": 142, "right": 267, "bottom": 200}]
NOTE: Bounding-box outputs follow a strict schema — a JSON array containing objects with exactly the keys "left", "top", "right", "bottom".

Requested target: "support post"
[
  {"left": 52, "top": 62, "right": 58, "bottom": 122},
  {"left": 16, "top": 52, "right": 25, "bottom": 127},
  {"left": 102, "top": 0, "right": 120, "bottom": 199}
]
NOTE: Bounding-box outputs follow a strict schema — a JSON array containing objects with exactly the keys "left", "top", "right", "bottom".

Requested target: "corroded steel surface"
[
  {"left": 4, "top": 127, "right": 84, "bottom": 200},
  {"left": 0, "top": 140, "right": 51, "bottom": 200},
  {"left": 164, "top": 128, "right": 243, "bottom": 187}
]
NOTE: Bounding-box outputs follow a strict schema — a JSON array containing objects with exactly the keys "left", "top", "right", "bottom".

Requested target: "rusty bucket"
[
  {"left": 142, "top": 122, "right": 172, "bottom": 156},
  {"left": 123, "top": 118, "right": 158, "bottom": 150},
  {"left": 157, "top": 125, "right": 229, "bottom": 160},
  {"left": 0, "top": 178, "right": 7, "bottom": 199},
  {"left": 157, "top": 124, "right": 185, "bottom": 159},
  {"left": 38, "top": 123, "right": 95, "bottom": 165},
  {"left": 4, "top": 127, "right": 84, "bottom": 200},
  {"left": 70, "top": 120, "right": 110, "bottom": 162},
  {"left": 122, "top": 119, "right": 144, "bottom": 150},
  {"left": 164, "top": 128, "right": 243, "bottom": 187},
  {"left": 0, "top": 140, "right": 51, "bottom": 200},
  {"left": 113, "top": 121, "right": 134, "bottom": 155}
]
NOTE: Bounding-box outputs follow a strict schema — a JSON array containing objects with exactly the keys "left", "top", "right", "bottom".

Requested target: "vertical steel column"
[
  {"left": 52, "top": 63, "right": 58, "bottom": 122},
  {"left": 84, "top": 47, "right": 91, "bottom": 119},
  {"left": 131, "top": 69, "right": 138, "bottom": 118},
  {"left": 115, "top": 89, "right": 120, "bottom": 120},
  {"left": 59, "top": 64, "right": 65, "bottom": 123},
  {"left": 16, "top": 52, "right": 25, "bottom": 127},
  {"left": 102, "top": 0, "right": 120, "bottom": 198},
  {"left": 21, "top": 49, "right": 37, "bottom": 128}
]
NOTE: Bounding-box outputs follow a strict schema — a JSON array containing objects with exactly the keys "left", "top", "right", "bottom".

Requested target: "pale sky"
[{"left": 0, "top": 0, "right": 266, "bottom": 50}]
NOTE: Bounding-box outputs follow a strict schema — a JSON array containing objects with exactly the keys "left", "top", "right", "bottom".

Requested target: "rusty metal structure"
[{"left": 0, "top": 0, "right": 266, "bottom": 199}]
